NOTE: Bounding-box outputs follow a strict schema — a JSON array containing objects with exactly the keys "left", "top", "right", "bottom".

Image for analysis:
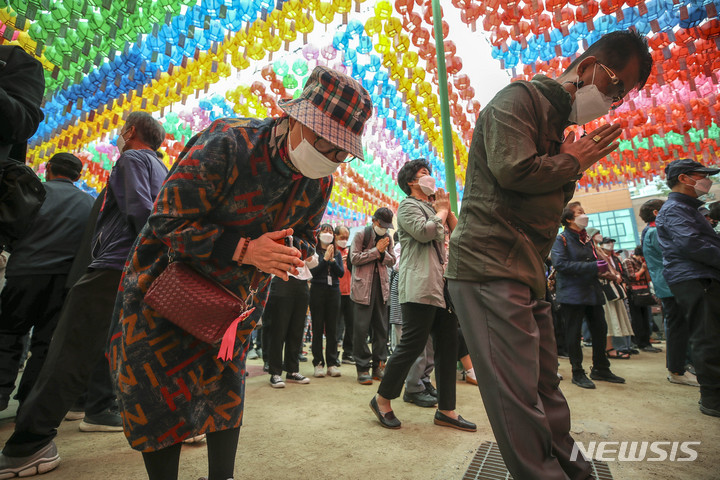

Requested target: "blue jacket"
[
  {"left": 656, "top": 192, "right": 720, "bottom": 286},
  {"left": 642, "top": 225, "right": 673, "bottom": 298},
  {"left": 89, "top": 149, "right": 168, "bottom": 270},
  {"left": 551, "top": 227, "right": 605, "bottom": 306}
]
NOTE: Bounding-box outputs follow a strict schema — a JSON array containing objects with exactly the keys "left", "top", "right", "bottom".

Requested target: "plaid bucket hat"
[{"left": 279, "top": 66, "right": 372, "bottom": 160}]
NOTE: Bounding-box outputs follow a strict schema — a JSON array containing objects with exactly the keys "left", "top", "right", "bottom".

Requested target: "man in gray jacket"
[
  {"left": 350, "top": 207, "right": 395, "bottom": 385},
  {"left": 446, "top": 31, "right": 653, "bottom": 479}
]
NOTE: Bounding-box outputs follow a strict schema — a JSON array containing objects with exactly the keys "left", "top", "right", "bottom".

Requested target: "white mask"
[
  {"left": 417, "top": 175, "right": 437, "bottom": 196},
  {"left": 568, "top": 66, "right": 614, "bottom": 125},
  {"left": 687, "top": 176, "right": 713, "bottom": 196},
  {"left": 336, "top": 240, "right": 348, "bottom": 248},
  {"left": 319, "top": 232, "right": 334, "bottom": 245},
  {"left": 601, "top": 244, "right": 613, "bottom": 251},
  {"left": 116, "top": 131, "right": 127, "bottom": 153},
  {"left": 287, "top": 127, "right": 340, "bottom": 179},
  {"left": 374, "top": 225, "right": 387, "bottom": 236},
  {"left": 574, "top": 214, "right": 589, "bottom": 229}
]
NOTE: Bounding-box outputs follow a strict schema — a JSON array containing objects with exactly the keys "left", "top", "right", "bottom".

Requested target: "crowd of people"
[{"left": 0, "top": 29, "right": 718, "bottom": 480}]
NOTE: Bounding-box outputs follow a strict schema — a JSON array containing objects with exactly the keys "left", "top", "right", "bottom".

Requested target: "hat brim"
[
  {"left": 279, "top": 98, "right": 365, "bottom": 161},
  {"left": 691, "top": 167, "right": 720, "bottom": 175},
  {"left": 375, "top": 219, "right": 393, "bottom": 229}
]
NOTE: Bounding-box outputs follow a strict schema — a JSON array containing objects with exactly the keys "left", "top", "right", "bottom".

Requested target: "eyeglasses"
[
  {"left": 595, "top": 62, "right": 625, "bottom": 110},
  {"left": 313, "top": 136, "right": 354, "bottom": 164}
]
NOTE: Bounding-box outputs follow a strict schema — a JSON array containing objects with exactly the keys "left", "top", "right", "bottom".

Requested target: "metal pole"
[{"left": 431, "top": 0, "right": 458, "bottom": 214}]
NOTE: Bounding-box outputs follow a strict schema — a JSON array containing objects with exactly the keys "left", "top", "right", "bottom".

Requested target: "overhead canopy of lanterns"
[{"left": 0, "top": 0, "right": 718, "bottom": 223}]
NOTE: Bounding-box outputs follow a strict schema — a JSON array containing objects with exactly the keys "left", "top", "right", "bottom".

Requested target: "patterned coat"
[{"left": 109, "top": 117, "right": 332, "bottom": 452}]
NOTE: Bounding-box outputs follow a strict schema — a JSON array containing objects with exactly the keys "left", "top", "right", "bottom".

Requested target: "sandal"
[{"left": 606, "top": 348, "right": 631, "bottom": 359}]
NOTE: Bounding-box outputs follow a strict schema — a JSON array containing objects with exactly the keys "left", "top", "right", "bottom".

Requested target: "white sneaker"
[
  {"left": 327, "top": 366, "right": 341, "bottom": 377},
  {"left": 464, "top": 368, "right": 477, "bottom": 385},
  {"left": 314, "top": 365, "right": 326, "bottom": 377},
  {"left": 286, "top": 372, "right": 310, "bottom": 384},
  {"left": 270, "top": 375, "right": 285, "bottom": 388},
  {"left": 667, "top": 371, "right": 700, "bottom": 387},
  {"left": 247, "top": 349, "right": 259, "bottom": 360}
]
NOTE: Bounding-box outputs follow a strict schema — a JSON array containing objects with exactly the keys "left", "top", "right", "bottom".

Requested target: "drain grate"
[{"left": 463, "top": 441, "right": 613, "bottom": 480}]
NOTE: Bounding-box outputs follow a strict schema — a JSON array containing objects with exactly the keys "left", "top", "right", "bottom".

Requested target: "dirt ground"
[{"left": 1, "top": 342, "right": 717, "bottom": 480}]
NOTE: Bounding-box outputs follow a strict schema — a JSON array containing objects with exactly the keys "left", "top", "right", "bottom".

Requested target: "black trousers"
[
  {"left": 142, "top": 427, "right": 240, "bottom": 480},
  {"left": 560, "top": 304, "right": 610, "bottom": 375},
  {"left": 353, "top": 274, "right": 388, "bottom": 372},
  {"left": 2, "top": 269, "right": 122, "bottom": 457},
  {"left": 265, "top": 277, "right": 309, "bottom": 376},
  {"left": 337, "top": 294, "right": 354, "bottom": 360},
  {"left": 670, "top": 279, "right": 720, "bottom": 404},
  {"left": 0, "top": 274, "right": 67, "bottom": 402},
  {"left": 661, "top": 296, "right": 690, "bottom": 375},
  {"left": 309, "top": 285, "right": 340, "bottom": 367},
  {"left": 628, "top": 302, "right": 652, "bottom": 348},
  {"left": 378, "top": 302, "right": 458, "bottom": 410}
]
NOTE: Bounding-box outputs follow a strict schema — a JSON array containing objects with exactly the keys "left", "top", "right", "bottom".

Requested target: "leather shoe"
[
  {"left": 590, "top": 368, "right": 625, "bottom": 384},
  {"left": 433, "top": 411, "right": 476, "bottom": 432},
  {"left": 572, "top": 373, "right": 596, "bottom": 389},
  {"left": 403, "top": 390, "right": 437, "bottom": 407},
  {"left": 422, "top": 380, "right": 438, "bottom": 398},
  {"left": 370, "top": 396, "right": 401, "bottom": 429},
  {"left": 699, "top": 399, "right": 720, "bottom": 418}
]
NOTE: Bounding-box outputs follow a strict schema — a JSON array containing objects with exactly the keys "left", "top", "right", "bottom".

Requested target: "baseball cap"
[
  {"left": 665, "top": 159, "right": 720, "bottom": 181},
  {"left": 373, "top": 207, "right": 394, "bottom": 229}
]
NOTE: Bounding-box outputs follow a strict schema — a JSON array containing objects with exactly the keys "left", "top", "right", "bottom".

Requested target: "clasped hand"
[
  {"left": 243, "top": 228, "right": 304, "bottom": 281},
  {"left": 560, "top": 124, "right": 623, "bottom": 173}
]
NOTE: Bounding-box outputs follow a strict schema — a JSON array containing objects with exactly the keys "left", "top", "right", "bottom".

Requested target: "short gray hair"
[{"left": 125, "top": 112, "right": 165, "bottom": 150}]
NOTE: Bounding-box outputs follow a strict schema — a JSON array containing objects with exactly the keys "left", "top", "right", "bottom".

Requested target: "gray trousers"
[
  {"left": 405, "top": 336, "right": 434, "bottom": 394},
  {"left": 448, "top": 279, "right": 593, "bottom": 480}
]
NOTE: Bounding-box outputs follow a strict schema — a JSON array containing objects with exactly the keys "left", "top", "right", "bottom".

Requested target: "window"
[{"left": 587, "top": 208, "right": 639, "bottom": 251}]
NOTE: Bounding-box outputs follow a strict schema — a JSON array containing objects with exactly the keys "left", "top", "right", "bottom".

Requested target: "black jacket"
[{"left": 0, "top": 46, "right": 45, "bottom": 161}]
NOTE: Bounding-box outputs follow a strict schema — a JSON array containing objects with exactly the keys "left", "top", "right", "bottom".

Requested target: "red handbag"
[
  {"left": 144, "top": 180, "right": 302, "bottom": 360},
  {"left": 144, "top": 261, "right": 256, "bottom": 345}
]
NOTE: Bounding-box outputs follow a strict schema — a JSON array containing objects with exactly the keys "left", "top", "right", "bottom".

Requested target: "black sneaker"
[
  {"left": 699, "top": 399, "right": 720, "bottom": 418},
  {"left": 590, "top": 368, "right": 625, "bottom": 384},
  {"left": 357, "top": 372, "right": 373, "bottom": 385},
  {"left": 571, "top": 372, "right": 596, "bottom": 389},
  {"left": 270, "top": 375, "right": 286, "bottom": 388},
  {"left": 79, "top": 409, "right": 123, "bottom": 432},
  {"left": 286, "top": 372, "right": 310, "bottom": 384},
  {"left": 341, "top": 356, "right": 356, "bottom": 365},
  {"left": 403, "top": 390, "right": 438, "bottom": 408}
]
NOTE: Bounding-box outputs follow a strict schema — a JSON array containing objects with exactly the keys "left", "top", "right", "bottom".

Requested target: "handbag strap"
[{"left": 246, "top": 179, "right": 303, "bottom": 300}]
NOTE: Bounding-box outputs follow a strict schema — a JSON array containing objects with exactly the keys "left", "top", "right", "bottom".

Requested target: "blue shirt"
[{"left": 655, "top": 192, "right": 720, "bottom": 286}]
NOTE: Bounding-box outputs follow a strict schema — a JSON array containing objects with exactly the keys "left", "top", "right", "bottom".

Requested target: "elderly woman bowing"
[{"left": 109, "top": 66, "right": 371, "bottom": 480}]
